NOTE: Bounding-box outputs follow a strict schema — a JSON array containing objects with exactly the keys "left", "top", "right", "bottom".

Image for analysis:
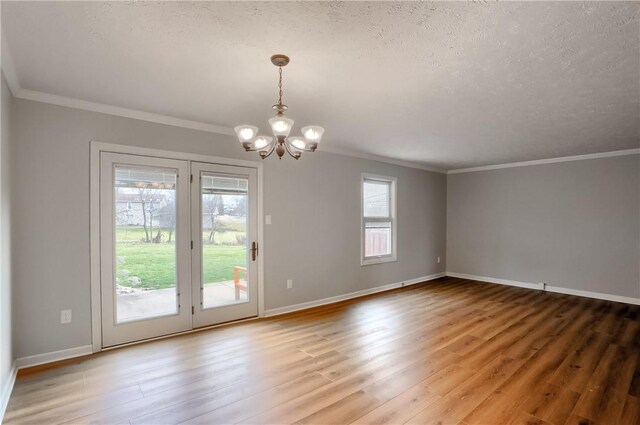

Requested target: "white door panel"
[{"left": 191, "top": 163, "right": 258, "bottom": 328}]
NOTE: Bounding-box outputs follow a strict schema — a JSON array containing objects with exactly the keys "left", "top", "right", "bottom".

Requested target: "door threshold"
[{"left": 101, "top": 315, "right": 261, "bottom": 352}]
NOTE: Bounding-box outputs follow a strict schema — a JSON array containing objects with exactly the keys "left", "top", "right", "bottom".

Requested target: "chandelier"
[{"left": 234, "top": 54, "right": 324, "bottom": 160}]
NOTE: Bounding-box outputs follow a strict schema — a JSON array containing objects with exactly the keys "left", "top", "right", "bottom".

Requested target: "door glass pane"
[
  {"left": 201, "top": 174, "right": 249, "bottom": 309},
  {"left": 114, "top": 166, "right": 178, "bottom": 323},
  {"left": 365, "top": 222, "right": 392, "bottom": 257},
  {"left": 363, "top": 180, "right": 390, "bottom": 217}
]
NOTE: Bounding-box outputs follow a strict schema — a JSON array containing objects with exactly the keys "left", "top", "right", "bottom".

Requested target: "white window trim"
[{"left": 361, "top": 173, "right": 397, "bottom": 266}]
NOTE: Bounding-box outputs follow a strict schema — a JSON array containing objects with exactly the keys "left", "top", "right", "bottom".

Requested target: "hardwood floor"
[{"left": 4, "top": 277, "right": 640, "bottom": 425}]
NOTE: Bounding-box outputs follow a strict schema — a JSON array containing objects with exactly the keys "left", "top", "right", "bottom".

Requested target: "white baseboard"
[
  {"left": 544, "top": 285, "right": 640, "bottom": 305},
  {"left": 446, "top": 272, "right": 640, "bottom": 305},
  {"left": 0, "top": 361, "right": 17, "bottom": 423},
  {"left": 446, "top": 272, "right": 543, "bottom": 291},
  {"left": 264, "top": 272, "right": 447, "bottom": 317},
  {"left": 1, "top": 345, "right": 93, "bottom": 422},
  {"left": 3, "top": 269, "right": 632, "bottom": 422},
  {"left": 14, "top": 345, "right": 93, "bottom": 370}
]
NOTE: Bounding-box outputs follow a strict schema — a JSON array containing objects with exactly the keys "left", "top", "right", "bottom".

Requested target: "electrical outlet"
[
  {"left": 437, "top": 257, "right": 441, "bottom": 264},
  {"left": 61, "top": 310, "right": 72, "bottom": 324},
  {"left": 286, "top": 279, "right": 293, "bottom": 289},
  {"left": 265, "top": 215, "right": 272, "bottom": 225}
]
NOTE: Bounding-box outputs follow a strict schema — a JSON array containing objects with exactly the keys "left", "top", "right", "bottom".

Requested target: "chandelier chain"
[{"left": 277, "top": 66, "right": 283, "bottom": 107}]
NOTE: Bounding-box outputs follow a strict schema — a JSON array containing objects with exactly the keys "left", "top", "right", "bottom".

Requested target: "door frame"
[{"left": 90, "top": 141, "right": 265, "bottom": 353}]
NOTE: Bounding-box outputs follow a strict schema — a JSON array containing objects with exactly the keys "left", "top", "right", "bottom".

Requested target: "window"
[{"left": 361, "top": 174, "right": 397, "bottom": 265}]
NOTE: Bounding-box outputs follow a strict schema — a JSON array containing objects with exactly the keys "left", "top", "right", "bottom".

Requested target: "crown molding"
[
  {"left": 4, "top": 31, "right": 632, "bottom": 176},
  {"left": 3, "top": 78, "right": 446, "bottom": 174},
  {"left": 5, "top": 76, "right": 637, "bottom": 176},
  {"left": 1, "top": 28, "right": 444, "bottom": 174},
  {"left": 447, "top": 148, "right": 640, "bottom": 174},
  {"left": 320, "top": 145, "right": 446, "bottom": 173},
  {"left": 15, "top": 87, "right": 445, "bottom": 172},
  {"left": 16, "top": 89, "right": 236, "bottom": 135}
]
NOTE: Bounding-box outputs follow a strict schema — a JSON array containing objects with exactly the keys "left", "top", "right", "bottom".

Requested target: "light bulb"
[
  {"left": 273, "top": 120, "right": 288, "bottom": 132},
  {"left": 269, "top": 117, "right": 294, "bottom": 137},
  {"left": 301, "top": 126, "right": 324, "bottom": 142},
  {"left": 234, "top": 125, "right": 258, "bottom": 143},
  {"left": 253, "top": 136, "right": 273, "bottom": 149},
  {"left": 240, "top": 128, "right": 254, "bottom": 140},
  {"left": 288, "top": 137, "right": 306, "bottom": 150}
]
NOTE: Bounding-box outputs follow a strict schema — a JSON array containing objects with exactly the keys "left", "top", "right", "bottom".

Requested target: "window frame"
[{"left": 361, "top": 173, "right": 397, "bottom": 266}]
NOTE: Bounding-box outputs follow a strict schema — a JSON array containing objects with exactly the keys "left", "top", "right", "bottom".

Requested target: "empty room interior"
[{"left": 0, "top": 1, "right": 639, "bottom": 424}]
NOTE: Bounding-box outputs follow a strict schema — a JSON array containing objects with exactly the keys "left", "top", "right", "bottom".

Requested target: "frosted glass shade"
[
  {"left": 288, "top": 137, "right": 307, "bottom": 150},
  {"left": 253, "top": 136, "right": 273, "bottom": 150},
  {"left": 301, "top": 126, "right": 324, "bottom": 143},
  {"left": 234, "top": 125, "right": 258, "bottom": 143},
  {"left": 269, "top": 117, "right": 294, "bottom": 137}
]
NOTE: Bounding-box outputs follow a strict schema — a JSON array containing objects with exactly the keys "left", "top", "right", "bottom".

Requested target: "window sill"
[{"left": 361, "top": 256, "right": 397, "bottom": 266}]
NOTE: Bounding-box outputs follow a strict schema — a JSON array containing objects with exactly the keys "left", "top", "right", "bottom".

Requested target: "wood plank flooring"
[{"left": 4, "top": 277, "right": 640, "bottom": 425}]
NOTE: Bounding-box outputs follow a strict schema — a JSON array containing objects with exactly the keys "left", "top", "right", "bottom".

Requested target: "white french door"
[
  {"left": 99, "top": 152, "right": 259, "bottom": 348},
  {"left": 100, "top": 153, "right": 191, "bottom": 347},
  {"left": 191, "top": 163, "right": 258, "bottom": 328}
]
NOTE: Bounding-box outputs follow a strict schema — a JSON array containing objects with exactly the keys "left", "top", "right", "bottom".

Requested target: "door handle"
[{"left": 250, "top": 241, "right": 258, "bottom": 261}]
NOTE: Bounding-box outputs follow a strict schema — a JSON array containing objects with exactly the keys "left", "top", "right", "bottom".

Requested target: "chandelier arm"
[
  {"left": 284, "top": 139, "right": 301, "bottom": 160},
  {"left": 291, "top": 143, "right": 316, "bottom": 152},
  {"left": 285, "top": 137, "right": 317, "bottom": 152},
  {"left": 242, "top": 139, "right": 276, "bottom": 153},
  {"left": 259, "top": 141, "right": 278, "bottom": 159}
]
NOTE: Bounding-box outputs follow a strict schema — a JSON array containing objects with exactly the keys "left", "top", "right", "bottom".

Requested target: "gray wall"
[
  {"left": 264, "top": 152, "right": 446, "bottom": 309},
  {"left": 7, "top": 91, "right": 640, "bottom": 362},
  {"left": 1, "top": 74, "right": 14, "bottom": 403},
  {"left": 447, "top": 155, "right": 640, "bottom": 299},
  {"left": 11, "top": 98, "right": 446, "bottom": 358}
]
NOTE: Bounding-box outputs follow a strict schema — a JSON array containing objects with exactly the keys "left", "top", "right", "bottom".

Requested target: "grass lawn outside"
[
  {"left": 116, "top": 223, "right": 245, "bottom": 245},
  {"left": 116, "top": 226, "right": 247, "bottom": 290}
]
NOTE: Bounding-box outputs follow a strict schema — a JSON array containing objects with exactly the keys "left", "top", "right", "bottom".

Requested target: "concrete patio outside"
[{"left": 116, "top": 280, "right": 247, "bottom": 322}]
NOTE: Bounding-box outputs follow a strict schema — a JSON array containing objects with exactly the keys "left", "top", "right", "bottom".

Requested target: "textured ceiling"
[{"left": 2, "top": 1, "right": 639, "bottom": 170}]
